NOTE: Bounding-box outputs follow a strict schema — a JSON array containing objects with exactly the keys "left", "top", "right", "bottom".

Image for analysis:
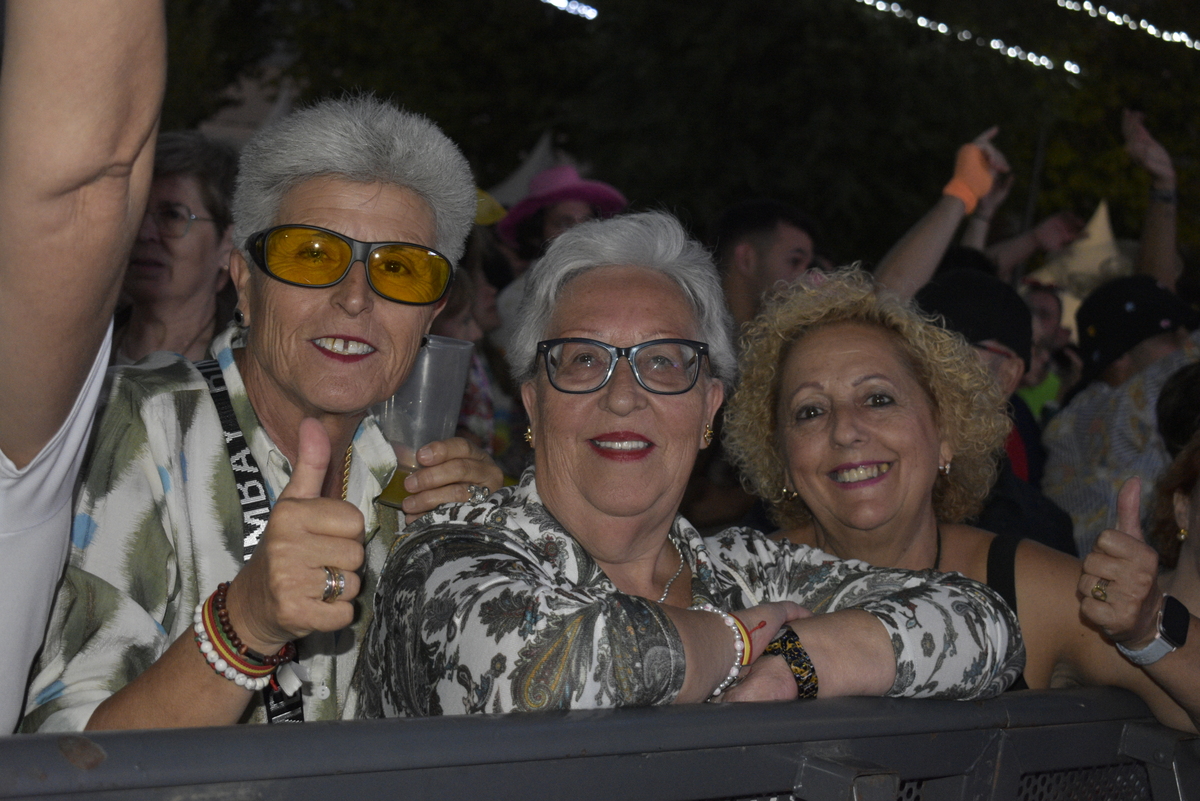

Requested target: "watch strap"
[{"left": 1116, "top": 595, "right": 1190, "bottom": 666}]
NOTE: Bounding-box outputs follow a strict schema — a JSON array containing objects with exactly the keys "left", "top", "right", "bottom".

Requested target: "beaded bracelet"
[
  {"left": 762, "top": 626, "right": 818, "bottom": 699},
  {"left": 689, "top": 603, "right": 747, "bottom": 697},
  {"left": 211, "top": 582, "right": 295, "bottom": 667},
  {"left": 193, "top": 584, "right": 293, "bottom": 690}
]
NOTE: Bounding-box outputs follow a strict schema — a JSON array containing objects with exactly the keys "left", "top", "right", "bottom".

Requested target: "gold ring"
[
  {"left": 1091, "top": 578, "right": 1110, "bottom": 602},
  {"left": 322, "top": 566, "right": 345, "bottom": 603}
]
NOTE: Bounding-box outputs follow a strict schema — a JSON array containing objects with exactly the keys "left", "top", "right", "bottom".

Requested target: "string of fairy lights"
[
  {"left": 850, "top": 0, "right": 1078, "bottom": 73},
  {"left": 1055, "top": 0, "right": 1199, "bottom": 51},
  {"left": 540, "top": 0, "right": 597, "bottom": 21},
  {"left": 540, "top": 0, "right": 1198, "bottom": 69}
]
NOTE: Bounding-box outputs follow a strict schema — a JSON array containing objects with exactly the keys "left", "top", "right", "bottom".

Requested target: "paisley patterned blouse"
[{"left": 352, "top": 469, "right": 1024, "bottom": 717}]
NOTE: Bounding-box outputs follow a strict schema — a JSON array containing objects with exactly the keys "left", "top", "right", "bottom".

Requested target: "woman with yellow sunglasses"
[{"left": 23, "top": 97, "right": 502, "bottom": 732}]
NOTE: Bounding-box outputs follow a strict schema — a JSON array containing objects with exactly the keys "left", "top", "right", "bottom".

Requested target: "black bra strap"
[{"left": 986, "top": 534, "right": 1029, "bottom": 692}]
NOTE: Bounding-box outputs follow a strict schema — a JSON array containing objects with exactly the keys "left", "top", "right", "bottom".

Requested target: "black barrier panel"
[{"left": 0, "top": 688, "right": 1195, "bottom": 801}]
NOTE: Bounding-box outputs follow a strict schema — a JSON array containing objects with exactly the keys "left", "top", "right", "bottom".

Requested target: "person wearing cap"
[
  {"left": 496, "top": 164, "right": 627, "bottom": 266},
  {"left": 1044, "top": 275, "right": 1200, "bottom": 556},
  {"left": 491, "top": 165, "right": 627, "bottom": 355},
  {"left": 916, "top": 269, "right": 1076, "bottom": 555}
]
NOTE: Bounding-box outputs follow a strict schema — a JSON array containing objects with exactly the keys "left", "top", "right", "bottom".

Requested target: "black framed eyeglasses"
[
  {"left": 147, "top": 202, "right": 215, "bottom": 239},
  {"left": 245, "top": 224, "right": 453, "bottom": 306},
  {"left": 537, "top": 338, "right": 709, "bottom": 395}
]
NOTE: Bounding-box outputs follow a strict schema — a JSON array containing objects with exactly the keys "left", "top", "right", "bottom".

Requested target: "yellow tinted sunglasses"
[{"left": 245, "top": 224, "right": 452, "bottom": 305}]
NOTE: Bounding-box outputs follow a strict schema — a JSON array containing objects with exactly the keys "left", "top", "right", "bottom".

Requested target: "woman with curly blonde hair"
[{"left": 724, "top": 268, "right": 1199, "bottom": 732}]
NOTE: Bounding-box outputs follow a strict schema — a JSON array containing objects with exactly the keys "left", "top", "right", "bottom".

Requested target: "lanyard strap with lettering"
[{"left": 195, "top": 359, "right": 305, "bottom": 724}]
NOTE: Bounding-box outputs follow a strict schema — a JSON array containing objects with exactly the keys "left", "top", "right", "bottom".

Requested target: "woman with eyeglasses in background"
[
  {"left": 354, "top": 212, "right": 1023, "bottom": 717},
  {"left": 113, "top": 131, "right": 239, "bottom": 364},
  {"left": 22, "top": 97, "right": 502, "bottom": 731}
]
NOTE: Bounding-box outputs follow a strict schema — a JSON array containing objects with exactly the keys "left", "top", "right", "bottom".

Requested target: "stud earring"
[
  {"left": 703, "top": 424, "right": 715, "bottom": 445},
  {"left": 780, "top": 487, "right": 798, "bottom": 502},
  {"left": 1179, "top": 527, "right": 1189, "bottom": 543},
  {"left": 938, "top": 463, "right": 951, "bottom": 477},
  {"left": 524, "top": 426, "right": 534, "bottom": 445}
]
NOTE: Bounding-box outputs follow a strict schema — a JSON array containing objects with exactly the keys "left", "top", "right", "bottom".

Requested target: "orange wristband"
[{"left": 942, "top": 144, "right": 994, "bottom": 215}]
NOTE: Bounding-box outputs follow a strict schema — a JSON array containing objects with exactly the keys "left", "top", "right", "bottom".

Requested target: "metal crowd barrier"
[{"left": 1, "top": 687, "right": 1196, "bottom": 800}]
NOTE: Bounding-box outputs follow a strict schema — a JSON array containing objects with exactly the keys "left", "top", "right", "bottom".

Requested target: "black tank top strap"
[{"left": 986, "top": 534, "right": 1029, "bottom": 692}]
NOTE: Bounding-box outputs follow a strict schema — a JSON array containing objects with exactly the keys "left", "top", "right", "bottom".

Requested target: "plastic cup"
[{"left": 372, "top": 335, "right": 474, "bottom": 508}]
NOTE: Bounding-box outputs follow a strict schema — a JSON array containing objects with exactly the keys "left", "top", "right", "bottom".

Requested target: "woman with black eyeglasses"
[
  {"left": 22, "top": 97, "right": 502, "bottom": 731},
  {"left": 353, "top": 212, "right": 1024, "bottom": 717},
  {"left": 112, "top": 131, "right": 239, "bottom": 364}
]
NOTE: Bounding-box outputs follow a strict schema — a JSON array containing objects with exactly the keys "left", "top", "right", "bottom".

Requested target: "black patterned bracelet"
[{"left": 762, "top": 626, "right": 818, "bottom": 698}]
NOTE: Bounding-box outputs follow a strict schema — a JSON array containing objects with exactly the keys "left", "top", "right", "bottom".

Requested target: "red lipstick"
[
  {"left": 588, "top": 431, "right": 654, "bottom": 462},
  {"left": 311, "top": 335, "right": 377, "bottom": 364}
]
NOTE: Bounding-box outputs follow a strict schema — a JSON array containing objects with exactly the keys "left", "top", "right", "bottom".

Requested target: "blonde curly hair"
[{"left": 723, "top": 268, "right": 1010, "bottom": 530}]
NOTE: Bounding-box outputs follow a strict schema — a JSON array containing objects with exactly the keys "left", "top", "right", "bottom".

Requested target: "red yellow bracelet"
[{"left": 192, "top": 583, "right": 294, "bottom": 690}]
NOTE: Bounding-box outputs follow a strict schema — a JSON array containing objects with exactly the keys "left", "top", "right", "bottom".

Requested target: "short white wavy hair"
[
  {"left": 508, "top": 211, "right": 737, "bottom": 389},
  {"left": 232, "top": 95, "right": 475, "bottom": 264}
]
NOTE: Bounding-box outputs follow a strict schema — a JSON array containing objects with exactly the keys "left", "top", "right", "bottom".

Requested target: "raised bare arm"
[{"left": 0, "top": 0, "right": 166, "bottom": 467}]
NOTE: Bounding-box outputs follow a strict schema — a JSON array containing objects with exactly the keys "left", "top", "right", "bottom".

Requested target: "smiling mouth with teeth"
[
  {"left": 313, "top": 337, "right": 376, "bottom": 356},
  {"left": 591, "top": 439, "right": 650, "bottom": 451},
  {"left": 832, "top": 463, "right": 892, "bottom": 483}
]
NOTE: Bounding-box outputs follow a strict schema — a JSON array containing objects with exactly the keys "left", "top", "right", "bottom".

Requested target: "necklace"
[
  {"left": 658, "top": 538, "right": 685, "bottom": 603},
  {"left": 933, "top": 525, "right": 943, "bottom": 571},
  {"left": 341, "top": 443, "right": 353, "bottom": 502}
]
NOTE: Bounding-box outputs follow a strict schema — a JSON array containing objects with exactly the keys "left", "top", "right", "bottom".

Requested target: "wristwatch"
[{"left": 1116, "top": 595, "right": 1190, "bottom": 666}]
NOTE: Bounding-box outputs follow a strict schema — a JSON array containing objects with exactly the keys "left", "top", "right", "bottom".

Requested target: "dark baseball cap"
[
  {"left": 1076, "top": 275, "right": 1199, "bottom": 386},
  {"left": 915, "top": 268, "right": 1032, "bottom": 370}
]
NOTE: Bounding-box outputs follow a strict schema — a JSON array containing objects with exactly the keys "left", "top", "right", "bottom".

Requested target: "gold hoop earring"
[
  {"left": 1179, "top": 527, "right": 1189, "bottom": 543},
  {"left": 524, "top": 426, "right": 534, "bottom": 445},
  {"left": 938, "top": 463, "right": 951, "bottom": 477},
  {"left": 703, "top": 424, "right": 714, "bottom": 445}
]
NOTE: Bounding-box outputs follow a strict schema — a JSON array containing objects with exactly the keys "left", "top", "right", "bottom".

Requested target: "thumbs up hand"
[
  {"left": 224, "top": 418, "right": 366, "bottom": 655},
  {"left": 1079, "top": 478, "right": 1165, "bottom": 650}
]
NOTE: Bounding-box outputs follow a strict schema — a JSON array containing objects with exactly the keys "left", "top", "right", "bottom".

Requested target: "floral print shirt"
[
  {"left": 22, "top": 325, "right": 403, "bottom": 731},
  {"left": 1044, "top": 329, "right": 1200, "bottom": 556},
  {"left": 352, "top": 469, "right": 1024, "bottom": 717}
]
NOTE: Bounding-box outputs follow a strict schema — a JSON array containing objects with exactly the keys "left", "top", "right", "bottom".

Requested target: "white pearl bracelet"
[
  {"left": 193, "top": 601, "right": 272, "bottom": 691},
  {"left": 690, "top": 603, "right": 745, "bottom": 697}
]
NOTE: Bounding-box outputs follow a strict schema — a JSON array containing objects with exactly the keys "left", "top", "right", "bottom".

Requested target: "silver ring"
[
  {"left": 322, "top": 566, "right": 345, "bottom": 603},
  {"left": 467, "top": 484, "right": 489, "bottom": 504}
]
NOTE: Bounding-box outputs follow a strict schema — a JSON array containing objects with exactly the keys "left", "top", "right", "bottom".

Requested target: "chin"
[{"left": 303, "top": 386, "right": 383, "bottom": 418}]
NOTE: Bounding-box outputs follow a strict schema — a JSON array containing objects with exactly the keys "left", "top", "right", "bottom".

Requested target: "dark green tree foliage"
[
  {"left": 160, "top": 0, "right": 275, "bottom": 130},
  {"left": 171, "top": 0, "right": 1199, "bottom": 265},
  {"left": 277, "top": 0, "right": 594, "bottom": 187}
]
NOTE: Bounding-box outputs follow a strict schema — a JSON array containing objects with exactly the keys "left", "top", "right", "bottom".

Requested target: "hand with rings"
[
  {"left": 395, "top": 436, "right": 503, "bottom": 523},
  {"left": 322, "top": 566, "right": 347, "bottom": 603},
  {"left": 1079, "top": 478, "right": 1164, "bottom": 650},
  {"left": 223, "top": 420, "right": 366, "bottom": 657}
]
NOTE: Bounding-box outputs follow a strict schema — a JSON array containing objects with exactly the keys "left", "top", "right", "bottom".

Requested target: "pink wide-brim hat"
[{"left": 496, "top": 164, "right": 627, "bottom": 247}]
